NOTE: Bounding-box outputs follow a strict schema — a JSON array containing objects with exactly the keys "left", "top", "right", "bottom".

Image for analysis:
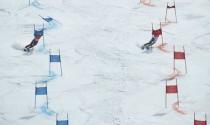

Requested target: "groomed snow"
[{"left": 0, "top": 0, "right": 209, "bottom": 125}]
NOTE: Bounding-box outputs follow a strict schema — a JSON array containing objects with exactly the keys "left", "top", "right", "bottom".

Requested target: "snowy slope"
[{"left": 0, "top": 0, "right": 210, "bottom": 125}]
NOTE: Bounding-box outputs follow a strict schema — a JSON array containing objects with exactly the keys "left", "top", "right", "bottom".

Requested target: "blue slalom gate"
[
  {"left": 56, "top": 113, "right": 69, "bottom": 125},
  {"left": 49, "top": 49, "right": 63, "bottom": 76},
  {"left": 35, "top": 82, "right": 48, "bottom": 109}
]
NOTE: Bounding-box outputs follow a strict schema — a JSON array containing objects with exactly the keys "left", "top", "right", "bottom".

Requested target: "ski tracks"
[{"left": 172, "top": 101, "right": 187, "bottom": 115}]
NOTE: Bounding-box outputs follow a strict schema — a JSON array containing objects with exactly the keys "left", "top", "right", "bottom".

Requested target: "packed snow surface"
[{"left": 0, "top": 0, "right": 210, "bottom": 125}]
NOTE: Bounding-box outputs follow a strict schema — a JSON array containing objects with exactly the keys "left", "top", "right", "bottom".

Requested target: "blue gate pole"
[
  {"left": 59, "top": 50, "right": 63, "bottom": 76},
  {"left": 67, "top": 113, "right": 69, "bottom": 125},
  {"left": 43, "top": 23, "right": 45, "bottom": 47},
  {"left": 49, "top": 50, "right": 51, "bottom": 76},
  {"left": 33, "top": 24, "right": 35, "bottom": 33},
  {"left": 46, "top": 83, "right": 48, "bottom": 109},
  {"left": 34, "top": 81, "right": 37, "bottom": 109}
]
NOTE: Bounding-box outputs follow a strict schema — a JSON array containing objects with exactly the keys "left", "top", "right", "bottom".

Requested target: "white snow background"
[{"left": 0, "top": 0, "right": 210, "bottom": 125}]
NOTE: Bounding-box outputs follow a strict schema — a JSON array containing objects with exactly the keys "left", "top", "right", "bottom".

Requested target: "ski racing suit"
[
  {"left": 24, "top": 38, "right": 39, "bottom": 52},
  {"left": 144, "top": 36, "right": 158, "bottom": 47}
]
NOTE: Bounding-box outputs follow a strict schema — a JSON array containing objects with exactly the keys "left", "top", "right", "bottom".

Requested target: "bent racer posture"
[
  {"left": 24, "top": 29, "right": 43, "bottom": 52},
  {"left": 141, "top": 36, "right": 158, "bottom": 50},
  {"left": 24, "top": 38, "right": 39, "bottom": 52}
]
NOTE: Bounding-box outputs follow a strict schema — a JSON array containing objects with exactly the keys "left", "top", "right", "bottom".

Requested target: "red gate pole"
[
  {"left": 183, "top": 46, "right": 187, "bottom": 74},
  {"left": 205, "top": 113, "right": 207, "bottom": 125},
  {"left": 173, "top": 45, "right": 176, "bottom": 72},
  {"left": 160, "top": 22, "right": 164, "bottom": 45},
  {"left": 176, "top": 78, "right": 179, "bottom": 108},
  {"left": 194, "top": 112, "right": 196, "bottom": 125},
  {"left": 152, "top": 23, "right": 154, "bottom": 37},
  {"left": 174, "top": 1, "right": 178, "bottom": 23},
  {"left": 165, "top": 80, "right": 168, "bottom": 108}
]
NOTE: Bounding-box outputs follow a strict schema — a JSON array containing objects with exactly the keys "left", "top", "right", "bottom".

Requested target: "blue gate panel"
[
  {"left": 34, "top": 29, "right": 44, "bottom": 36},
  {"left": 56, "top": 120, "right": 68, "bottom": 125},
  {"left": 43, "top": 17, "right": 53, "bottom": 22},
  {"left": 35, "top": 87, "right": 47, "bottom": 95},
  {"left": 50, "top": 55, "right": 61, "bottom": 62}
]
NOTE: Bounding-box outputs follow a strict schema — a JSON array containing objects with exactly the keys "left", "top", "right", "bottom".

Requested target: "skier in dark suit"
[
  {"left": 141, "top": 35, "right": 158, "bottom": 50},
  {"left": 24, "top": 29, "right": 43, "bottom": 52}
]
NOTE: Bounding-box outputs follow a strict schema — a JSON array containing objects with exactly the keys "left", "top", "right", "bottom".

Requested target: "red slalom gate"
[
  {"left": 140, "top": 0, "right": 155, "bottom": 7},
  {"left": 140, "top": 0, "right": 151, "bottom": 4},
  {"left": 165, "top": 79, "right": 179, "bottom": 108},
  {"left": 194, "top": 113, "right": 207, "bottom": 125},
  {"left": 173, "top": 45, "right": 187, "bottom": 74},
  {"left": 165, "top": 1, "right": 177, "bottom": 23}
]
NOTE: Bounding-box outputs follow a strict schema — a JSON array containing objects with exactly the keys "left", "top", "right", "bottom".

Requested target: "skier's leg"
[
  {"left": 24, "top": 43, "right": 33, "bottom": 52},
  {"left": 24, "top": 40, "right": 38, "bottom": 51},
  {"left": 31, "top": 40, "right": 38, "bottom": 47},
  {"left": 147, "top": 37, "right": 157, "bottom": 47},
  {"left": 141, "top": 42, "right": 148, "bottom": 49},
  {"left": 142, "top": 37, "right": 157, "bottom": 50},
  {"left": 144, "top": 38, "right": 156, "bottom": 50},
  {"left": 25, "top": 40, "right": 34, "bottom": 48}
]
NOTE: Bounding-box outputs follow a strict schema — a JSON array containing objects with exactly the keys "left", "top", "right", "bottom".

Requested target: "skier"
[
  {"left": 24, "top": 29, "right": 43, "bottom": 52},
  {"left": 141, "top": 35, "right": 158, "bottom": 50},
  {"left": 24, "top": 38, "right": 39, "bottom": 52}
]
